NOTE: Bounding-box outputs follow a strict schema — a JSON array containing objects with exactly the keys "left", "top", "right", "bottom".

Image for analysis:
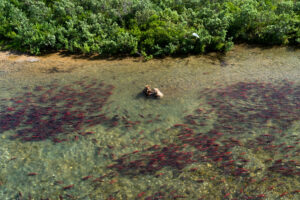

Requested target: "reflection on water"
[{"left": 0, "top": 46, "right": 299, "bottom": 199}]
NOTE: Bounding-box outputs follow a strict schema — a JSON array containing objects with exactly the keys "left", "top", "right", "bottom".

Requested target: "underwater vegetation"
[
  {"left": 0, "top": 80, "right": 299, "bottom": 199},
  {"left": 0, "top": 0, "right": 299, "bottom": 57}
]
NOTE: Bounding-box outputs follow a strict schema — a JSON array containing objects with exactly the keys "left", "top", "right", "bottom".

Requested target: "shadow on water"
[
  {"left": 44, "top": 66, "right": 78, "bottom": 74},
  {"left": 241, "top": 43, "right": 299, "bottom": 52}
]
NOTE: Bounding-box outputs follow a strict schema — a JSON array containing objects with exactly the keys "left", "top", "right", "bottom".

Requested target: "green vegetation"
[{"left": 0, "top": 0, "right": 299, "bottom": 57}]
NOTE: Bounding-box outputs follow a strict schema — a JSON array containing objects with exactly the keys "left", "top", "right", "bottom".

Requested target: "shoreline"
[{"left": 1, "top": 44, "right": 298, "bottom": 64}]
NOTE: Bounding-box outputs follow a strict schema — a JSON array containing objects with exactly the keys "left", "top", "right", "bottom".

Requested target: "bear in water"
[{"left": 142, "top": 85, "right": 163, "bottom": 98}]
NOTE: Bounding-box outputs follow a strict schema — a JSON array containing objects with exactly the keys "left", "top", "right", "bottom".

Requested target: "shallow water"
[{"left": 0, "top": 45, "right": 299, "bottom": 200}]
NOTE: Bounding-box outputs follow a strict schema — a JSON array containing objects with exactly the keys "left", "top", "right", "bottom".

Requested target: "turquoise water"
[{"left": 0, "top": 46, "right": 299, "bottom": 199}]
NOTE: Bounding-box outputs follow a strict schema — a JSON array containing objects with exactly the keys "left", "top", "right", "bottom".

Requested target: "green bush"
[{"left": 0, "top": 0, "right": 299, "bottom": 57}]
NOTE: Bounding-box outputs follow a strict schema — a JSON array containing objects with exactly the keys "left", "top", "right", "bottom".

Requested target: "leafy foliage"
[{"left": 0, "top": 0, "right": 299, "bottom": 57}]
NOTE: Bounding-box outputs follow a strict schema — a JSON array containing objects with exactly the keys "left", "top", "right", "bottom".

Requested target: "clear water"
[{"left": 0, "top": 45, "right": 299, "bottom": 199}]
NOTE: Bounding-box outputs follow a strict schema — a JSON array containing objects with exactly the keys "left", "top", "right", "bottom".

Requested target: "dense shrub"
[{"left": 0, "top": 0, "right": 299, "bottom": 57}]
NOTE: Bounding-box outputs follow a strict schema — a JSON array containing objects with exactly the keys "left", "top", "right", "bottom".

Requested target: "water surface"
[{"left": 0, "top": 45, "right": 299, "bottom": 199}]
